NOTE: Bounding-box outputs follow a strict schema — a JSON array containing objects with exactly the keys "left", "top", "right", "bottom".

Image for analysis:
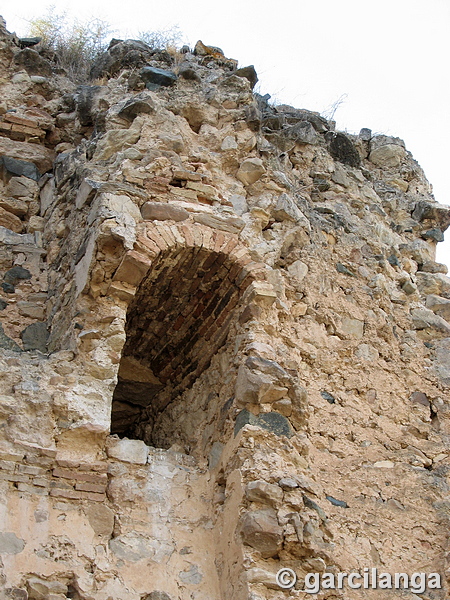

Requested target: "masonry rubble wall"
[{"left": 0, "top": 16, "right": 449, "bottom": 600}]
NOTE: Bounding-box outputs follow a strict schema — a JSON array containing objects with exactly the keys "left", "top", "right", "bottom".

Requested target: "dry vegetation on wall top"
[
  {"left": 23, "top": 10, "right": 184, "bottom": 83},
  {"left": 0, "top": 11, "right": 450, "bottom": 600}
]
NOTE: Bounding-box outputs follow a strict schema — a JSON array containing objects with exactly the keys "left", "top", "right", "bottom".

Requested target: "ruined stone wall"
[{"left": 0, "top": 16, "right": 449, "bottom": 600}]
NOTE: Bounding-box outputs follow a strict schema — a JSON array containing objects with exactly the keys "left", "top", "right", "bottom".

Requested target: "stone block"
[
  {"left": 0, "top": 532, "right": 25, "bottom": 554},
  {"left": 426, "top": 294, "right": 450, "bottom": 321},
  {"left": 0, "top": 207, "right": 23, "bottom": 233},
  {"left": 0, "top": 197, "right": 28, "bottom": 216},
  {"left": 113, "top": 251, "right": 152, "bottom": 286},
  {"left": 106, "top": 438, "right": 148, "bottom": 464},
  {"left": 245, "top": 480, "right": 283, "bottom": 506},
  {"left": 21, "top": 322, "right": 48, "bottom": 353},
  {"left": 193, "top": 213, "right": 244, "bottom": 233},
  {"left": 239, "top": 508, "right": 283, "bottom": 558},
  {"left": 369, "top": 143, "right": 405, "bottom": 168},
  {"left": 411, "top": 307, "right": 450, "bottom": 335},
  {"left": 236, "top": 158, "right": 265, "bottom": 186},
  {"left": 85, "top": 504, "right": 115, "bottom": 536},
  {"left": 287, "top": 260, "right": 308, "bottom": 282},
  {"left": 341, "top": 317, "right": 364, "bottom": 338},
  {"left": 141, "top": 202, "right": 189, "bottom": 222}
]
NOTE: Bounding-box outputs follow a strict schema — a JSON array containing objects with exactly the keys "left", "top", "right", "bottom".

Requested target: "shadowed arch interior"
[{"left": 111, "top": 242, "right": 251, "bottom": 445}]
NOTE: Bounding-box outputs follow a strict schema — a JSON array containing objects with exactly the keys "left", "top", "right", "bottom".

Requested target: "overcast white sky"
[{"left": 3, "top": 0, "right": 450, "bottom": 267}]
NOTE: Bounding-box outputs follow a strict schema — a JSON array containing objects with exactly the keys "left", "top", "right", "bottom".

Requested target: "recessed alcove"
[{"left": 111, "top": 243, "right": 246, "bottom": 450}]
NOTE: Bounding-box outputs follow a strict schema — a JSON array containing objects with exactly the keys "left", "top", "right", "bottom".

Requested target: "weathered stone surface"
[
  {"left": 0, "top": 532, "right": 25, "bottom": 554},
  {"left": 0, "top": 323, "right": 22, "bottom": 352},
  {"left": 341, "top": 317, "right": 364, "bottom": 338},
  {"left": 0, "top": 207, "right": 22, "bottom": 232},
  {"left": 93, "top": 129, "right": 141, "bottom": 161},
  {"left": 411, "top": 307, "right": 450, "bottom": 335},
  {"left": 287, "top": 260, "right": 308, "bottom": 282},
  {"left": 17, "top": 301, "right": 45, "bottom": 320},
  {"left": 85, "top": 504, "right": 115, "bottom": 536},
  {"left": 327, "top": 132, "right": 360, "bottom": 167},
  {"left": 273, "top": 193, "right": 309, "bottom": 225},
  {"left": 0, "top": 197, "right": 28, "bottom": 216},
  {"left": 236, "top": 158, "right": 265, "bottom": 185},
  {"left": 20, "top": 322, "right": 48, "bottom": 352},
  {"left": 140, "top": 67, "right": 177, "bottom": 89},
  {"left": 245, "top": 480, "right": 283, "bottom": 506},
  {"left": 192, "top": 213, "right": 244, "bottom": 233},
  {"left": 141, "top": 202, "right": 189, "bottom": 222},
  {"left": 234, "top": 65, "right": 258, "bottom": 89},
  {"left": 369, "top": 136, "right": 406, "bottom": 167},
  {"left": 106, "top": 437, "right": 148, "bottom": 464},
  {"left": 109, "top": 532, "right": 171, "bottom": 562},
  {"left": 27, "top": 577, "right": 68, "bottom": 597},
  {"left": 0, "top": 139, "right": 54, "bottom": 173},
  {"left": 0, "top": 20, "right": 448, "bottom": 600},
  {"left": 416, "top": 272, "right": 450, "bottom": 296},
  {"left": 12, "top": 48, "right": 53, "bottom": 76},
  {"left": 426, "top": 294, "right": 450, "bottom": 321},
  {"left": 239, "top": 509, "right": 283, "bottom": 558}
]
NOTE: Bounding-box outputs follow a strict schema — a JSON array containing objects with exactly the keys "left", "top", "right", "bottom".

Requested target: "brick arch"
[
  {"left": 110, "top": 221, "right": 271, "bottom": 442},
  {"left": 109, "top": 221, "right": 267, "bottom": 300}
]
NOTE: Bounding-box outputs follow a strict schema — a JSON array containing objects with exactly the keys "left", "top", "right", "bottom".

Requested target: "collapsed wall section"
[{"left": 0, "top": 15, "right": 449, "bottom": 600}]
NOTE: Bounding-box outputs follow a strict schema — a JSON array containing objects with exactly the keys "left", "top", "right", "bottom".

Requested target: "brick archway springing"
[{"left": 109, "top": 221, "right": 269, "bottom": 447}]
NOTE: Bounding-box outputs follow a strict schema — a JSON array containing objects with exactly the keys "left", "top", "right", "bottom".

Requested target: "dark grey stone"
[
  {"left": 0, "top": 299, "right": 7, "bottom": 310},
  {"left": 262, "top": 114, "right": 285, "bottom": 131},
  {"left": 235, "top": 409, "right": 293, "bottom": 438},
  {"left": 1, "top": 282, "right": 15, "bottom": 294},
  {"left": 3, "top": 266, "right": 32, "bottom": 285},
  {"left": 74, "top": 85, "right": 101, "bottom": 128},
  {"left": 0, "top": 156, "right": 41, "bottom": 181},
  {"left": 90, "top": 39, "right": 155, "bottom": 79},
  {"left": 359, "top": 128, "right": 372, "bottom": 141},
  {"left": 21, "top": 322, "right": 49, "bottom": 353},
  {"left": 336, "top": 263, "right": 356, "bottom": 277},
  {"left": 327, "top": 132, "right": 361, "bottom": 167},
  {"left": 179, "top": 66, "right": 201, "bottom": 82},
  {"left": 283, "top": 121, "right": 318, "bottom": 145},
  {"left": 387, "top": 254, "right": 400, "bottom": 266},
  {"left": 118, "top": 95, "right": 155, "bottom": 121},
  {"left": 302, "top": 495, "right": 327, "bottom": 522},
  {"left": 326, "top": 495, "right": 348, "bottom": 508},
  {"left": 234, "top": 65, "right": 258, "bottom": 89},
  {"left": 12, "top": 48, "right": 52, "bottom": 76},
  {"left": 18, "top": 37, "right": 41, "bottom": 48},
  {"left": 320, "top": 391, "right": 335, "bottom": 404},
  {"left": 0, "top": 323, "right": 22, "bottom": 352},
  {"left": 258, "top": 412, "right": 294, "bottom": 438},
  {"left": 140, "top": 67, "right": 177, "bottom": 89},
  {"left": 234, "top": 408, "right": 257, "bottom": 435},
  {"left": 412, "top": 201, "right": 450, "bottom": 230},
  {"left": 422, "top": 228, "right": 444, "bottom": 243},
  {"left": 245, "top": 105, "right": 261, "bottom": 131}
]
